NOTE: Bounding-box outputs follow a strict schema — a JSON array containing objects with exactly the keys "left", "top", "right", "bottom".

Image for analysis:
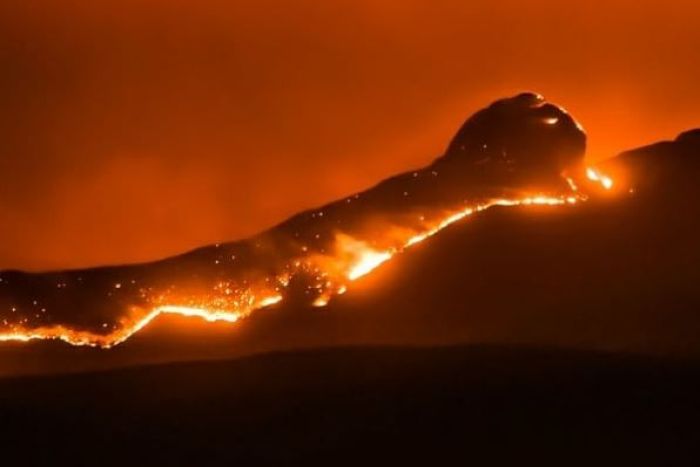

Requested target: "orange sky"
[{"left": 1, "top": 0, "right": 698, "bottom": 270}]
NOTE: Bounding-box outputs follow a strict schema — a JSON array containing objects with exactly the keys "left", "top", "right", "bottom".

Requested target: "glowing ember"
[{"left": 312, "top": 296, "right": 330, "bottom": 307}]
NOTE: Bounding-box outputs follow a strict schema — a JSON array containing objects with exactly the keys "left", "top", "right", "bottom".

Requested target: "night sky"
[{"left": 1, "top": 0, "right": 699, "bottom": 270}]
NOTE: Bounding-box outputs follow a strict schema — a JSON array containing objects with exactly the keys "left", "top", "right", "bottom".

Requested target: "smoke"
[{"left": 1, "top": 0, "right": 699, "bottom": 269}]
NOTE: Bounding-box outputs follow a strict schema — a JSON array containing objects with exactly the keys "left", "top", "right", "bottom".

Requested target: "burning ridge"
[{"left": 0, "top": 93, "right": 613, "bottom": 348}]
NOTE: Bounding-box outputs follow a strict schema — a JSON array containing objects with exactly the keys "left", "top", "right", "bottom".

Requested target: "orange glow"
[{"left": 0, "top": 0, "right": 697, "bottom": 272}]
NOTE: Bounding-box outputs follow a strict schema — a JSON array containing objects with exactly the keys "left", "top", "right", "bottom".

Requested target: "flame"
[
  {"left": 586, "top": 167, "right": 613, "bottom": 189},
  {"left": 347, "top": 250, "right": 393, "bottom": 281},
  {"left": 0, "top": 296, "right": 283, "bottom": 348},
  {"left": 0, "top": 167, "right": 615, "bottom": 348}
]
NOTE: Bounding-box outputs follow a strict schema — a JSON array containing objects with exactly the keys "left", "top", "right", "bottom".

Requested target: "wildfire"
[{"left": 0, "top": 168, "right": 614, "bottom": 349}]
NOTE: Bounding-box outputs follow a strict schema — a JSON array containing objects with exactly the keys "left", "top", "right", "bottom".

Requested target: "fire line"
[{"left": 0, "top": 169, "right": 613, "bottom": 349}]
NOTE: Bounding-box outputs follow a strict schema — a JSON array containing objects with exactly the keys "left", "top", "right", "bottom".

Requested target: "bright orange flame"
[
  {"left": 348, "top": 250, "right": 393, "bottom": 281},
  {"left": 586, "top": 167, "right": 613, "bottom": 189}
]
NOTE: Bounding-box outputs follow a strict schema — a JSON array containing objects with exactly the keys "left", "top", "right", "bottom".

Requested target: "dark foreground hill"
[{"left": 1, "top": 345, "right": 699, "bottom": 466}]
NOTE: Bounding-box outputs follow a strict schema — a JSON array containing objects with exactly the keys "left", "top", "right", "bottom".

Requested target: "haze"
[{"left": 1, "top": 0, "right": 698, "bottom": 270}]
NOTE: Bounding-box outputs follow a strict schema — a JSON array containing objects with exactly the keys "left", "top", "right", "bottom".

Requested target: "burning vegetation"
[{"left": 0, "top": 93, "right": 617, "bottom": 348}]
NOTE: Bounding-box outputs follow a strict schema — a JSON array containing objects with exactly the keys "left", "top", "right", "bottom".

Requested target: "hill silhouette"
[
  {"left": 1, "top": 346, "right": 699, "bottom": 465},
  {"left": 0, "top": 92, "right": 590, "bottom": 346},
  {"left": 0, "top": 127, "right": 697, "bottom": 376}
]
